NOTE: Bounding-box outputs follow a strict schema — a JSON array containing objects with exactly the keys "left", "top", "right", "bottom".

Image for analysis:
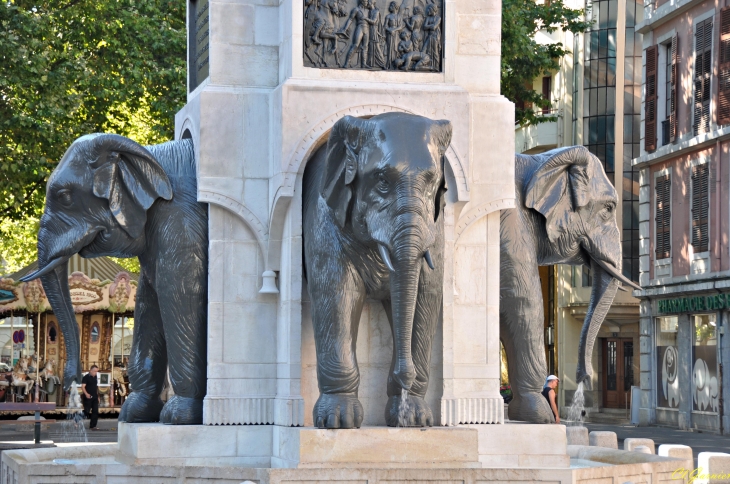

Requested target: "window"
[
  {"left": 582, "top": 0, "right": 618, "bottom": 183},
  {"left": 656, "top": 316, "right": 679, "bottom": 408},
  {"left": 694, "top": 18, "right": 713, "bottom": 135},
  {"left": 662, "top": 35, "right": 678, "bottom": 146},
  {"left": 655, "top": 174, "right": 671, "bottom": 259},
  {"left": 47, "top": 323, "right": 57, "bottom": 343},
  {"left": 693, "top": 314, "right": 718, "bottom": 412},
  {"left": 645, "top": 45, "right": 658, "bottom": 151},
  {"left": 542, "top": 76, "right": 552, "bottom": 114},
  {"left": 90, "top": 323, "right": 100, "bottom": 343},
  {"left": 719, "top": 7, "right": 730, "bottom": 125},
  {"left": 691, "top": 163, "right": 709, "bottom": 252}
]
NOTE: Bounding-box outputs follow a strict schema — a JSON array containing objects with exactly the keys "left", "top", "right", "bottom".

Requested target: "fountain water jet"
[{"left": 60, "top": 382, "right": 87, "bottom": 443}]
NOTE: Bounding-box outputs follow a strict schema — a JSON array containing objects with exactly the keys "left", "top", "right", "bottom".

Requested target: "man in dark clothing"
[{"left": 81, "top": 365, "right": 99, "bottom": 430}]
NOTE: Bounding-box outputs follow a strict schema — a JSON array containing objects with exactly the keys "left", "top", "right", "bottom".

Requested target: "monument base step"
[{"left": 116, "top": 421, "right": 570, "bottom": 469}]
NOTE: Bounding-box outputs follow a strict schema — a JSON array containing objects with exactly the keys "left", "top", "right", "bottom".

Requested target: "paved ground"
[
  {"left": 0, "top": 415, "right": 118, "bottom": 444},
  {"left": 585, "top": 422, "right": 730, "bottom": 462}
]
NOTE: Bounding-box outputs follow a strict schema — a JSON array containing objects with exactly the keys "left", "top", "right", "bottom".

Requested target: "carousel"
[{"left": 0, "top": 254, "right": 136, "bottom": 413}]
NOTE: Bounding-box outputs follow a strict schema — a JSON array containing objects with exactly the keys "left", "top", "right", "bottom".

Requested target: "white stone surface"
[
  {"left": 696, "top": 452, "right": 730, "bottom": 484},
  {"left": 469, "top": 423, "right": 570, "bottom": 468},
  {"left": 589, "top": 431, "right": 618, "bottom": 449},
  {"left": 657, "top": 444, "right": 693, "bottom": 460},
  {"left": 566, "top": 426, "right": 589, "bottom": 446},
  {"left": 624, "top": 438, "right": 655, "bottom": 454}
]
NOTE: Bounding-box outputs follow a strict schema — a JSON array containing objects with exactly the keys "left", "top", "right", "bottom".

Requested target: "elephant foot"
[
  {"left": 507, "top": 391, "right": 554, "bottom": 424},
  {"left": 160, "top": 395, "right": 203, "bottom": 425},
  {"left": 384, "top": 393, "right": 433, "bottom": 427},
  {"left": 313, "top": 393, "right": 363, "bottom": 428},
  {"left": 118, "top": 392, "right": 164, "bottom": 423}
]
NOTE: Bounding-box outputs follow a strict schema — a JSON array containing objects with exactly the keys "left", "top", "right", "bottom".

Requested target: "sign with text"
[
  {"left": 69, "top": 287, "right": 103, "bottom": 306},
  {"left": 657, "top": 294, "right": 729, "bottom": 314}
]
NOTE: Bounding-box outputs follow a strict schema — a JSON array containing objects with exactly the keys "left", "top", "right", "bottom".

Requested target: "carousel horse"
[
  {"left": 11, "top": 356, "right": 35, "bottom": 395},
  {"left": 39, "top": 358, "right": 61, "bottom": 394},
  {"left": 113, "top": 366, "right": 127, "bottom": 401}
]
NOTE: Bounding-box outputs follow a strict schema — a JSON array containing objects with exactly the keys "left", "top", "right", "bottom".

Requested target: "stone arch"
[
  {"left": 267, "top": 104, "right": 470, "bottom": 271},
  {"left": 198, "top": 190, "right": 269, "bottom": 261}
]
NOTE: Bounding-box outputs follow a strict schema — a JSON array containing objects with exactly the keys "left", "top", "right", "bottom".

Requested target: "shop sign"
[
  {"left": 69, "top": 287, "right": 102, "bottom": 305},
  {"left": 657, "top": 294, "right": 729, "bottom": 314}
]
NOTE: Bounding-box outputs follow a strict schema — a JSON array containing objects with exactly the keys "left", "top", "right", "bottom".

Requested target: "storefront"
[
  {"left": 0, "top": 254, "right": 136, "bottom": 408},
  {"left": 643, "top": 287, "right": 730, "bottom": 433}
]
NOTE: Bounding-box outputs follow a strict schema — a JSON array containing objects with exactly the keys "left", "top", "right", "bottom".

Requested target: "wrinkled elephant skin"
[
  {"left": 302, "top": 113, "right": 451, "bottom": 428},
  {"left": 500, "top": 146, "right": 640, "bottom": 423},
  {"left": 22, "top": 134, "right": 208, "bottom": 425}
]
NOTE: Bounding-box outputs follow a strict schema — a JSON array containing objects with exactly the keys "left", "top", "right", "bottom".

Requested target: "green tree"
[
  {"left": 501, "top": 0, "right": 591, "bottom": 127},
  {"left": 0, "top": 0, "right": 186, "bottom": 220},
  {"left": 0, "top": 0, "right": 185, "bottom": 274}
]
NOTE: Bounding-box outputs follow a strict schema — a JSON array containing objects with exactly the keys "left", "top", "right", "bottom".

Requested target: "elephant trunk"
[
  {"left": 38, "top": 258, "right": 82, "bottom": 390},
  {"left": 576, "top": 258, "right": 620, "bottom": 388},
  {"left": 387, "top": 221, "right": 426, "bottom": 393}
]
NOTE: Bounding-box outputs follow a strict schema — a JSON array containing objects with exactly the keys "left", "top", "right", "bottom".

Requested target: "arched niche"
[{"left": 267, "top": 105, "right": 469, "bottom": 271}]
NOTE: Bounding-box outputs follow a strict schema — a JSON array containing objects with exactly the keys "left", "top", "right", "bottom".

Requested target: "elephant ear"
[
  {"left": 523, "top": 146, "right": 594, "bottom": 243},
  {"left": 85, "top": 133, "right": 173, "bottom": 238},
  {"left": 430, "top": 119, "right": 452, "bottom": 222},
  {"left": 321, "top": 116, "right": 374, "bottom": 227}
]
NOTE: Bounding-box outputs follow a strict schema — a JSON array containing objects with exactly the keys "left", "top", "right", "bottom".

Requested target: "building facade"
[
  {"left": 514, "top": 0, "right": 644, "bottom": 418},
  {"left": 634, "top": 0, "right": 730, "bottom": 433}
]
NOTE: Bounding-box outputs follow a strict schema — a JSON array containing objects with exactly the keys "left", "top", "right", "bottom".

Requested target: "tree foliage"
[
  {"left": 501, "top": 0, "right": 591, "bottom": 127},
  {"left": 0, "top": 0, "right": 186, "bottom": 220},
  {"left": 0, "top": 0, "right": 185, "bottom": 274}
]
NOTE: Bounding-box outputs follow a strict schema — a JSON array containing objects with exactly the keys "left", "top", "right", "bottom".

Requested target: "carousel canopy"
[
  {"left": 8, "top": 254, "right": 138, "bottom": 283},
  {"left": 0, "top": 254, "right": 138, "bottom": 316}
]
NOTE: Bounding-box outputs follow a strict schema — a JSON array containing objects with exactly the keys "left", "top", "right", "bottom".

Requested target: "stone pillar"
[
  {"left": 677, "top": 313, "right": 692, "bottom": 430},
  {"left": 639, "top": 298, "right": 655, "bottom": 425}
]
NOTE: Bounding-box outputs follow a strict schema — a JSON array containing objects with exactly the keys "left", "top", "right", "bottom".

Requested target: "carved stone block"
[{"left": 303, "top": 0, "right": 444, "bottom": 72}]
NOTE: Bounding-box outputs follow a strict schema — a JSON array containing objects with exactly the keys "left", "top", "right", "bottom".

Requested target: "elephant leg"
[
  {"left": 310, "top": 262, "right": 366, "bottom": 429},
  {"left": 157, "top": 258, "right": 207, "bottom": 425},
  {"left": 119, "top": 276, "right": 166, "bottom": 423},
  {"left": 500, "top": 258, "right": 554, "bottom": 424}
]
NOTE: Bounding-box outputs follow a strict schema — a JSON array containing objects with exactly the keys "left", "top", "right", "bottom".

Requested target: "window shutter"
[
  {"left": 655, "top": 175, "right": 671, "bottom": 259},
  {"left": 670, "top": 34, "right": 679, "bottom": 142},
  {"left": 694, "top": 18, "right": 713, "bottom": 135},
  {"left": 719, "top": 8, "right": 730, "bottom": 125},
  {"left": 691, "top": 164, "right": 709, "bottom": 252},
  {"left": 646, "top": 45, "right": 658, "bottom": 152}
]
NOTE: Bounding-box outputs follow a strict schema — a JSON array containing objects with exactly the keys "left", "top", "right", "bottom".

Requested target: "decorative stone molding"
[
  {"left": 203, "top": 397, "right": 275, "bottom": 425},
  {"left": 198, "top": 189, "right": 269, "bottom": 259},
  {"left": 274, "top": 397, "right": 305, "bottom": 427},
  {"left": 455, "top": 198, "right": 516, "bottom": 242},
  {"left": 440, "top": 397, "right": 504, "bottom": 425}
]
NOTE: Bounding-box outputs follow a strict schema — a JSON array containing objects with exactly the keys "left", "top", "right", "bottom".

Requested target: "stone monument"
[{"left": 177, "top": 0, "right": 513, "bottom": 430}]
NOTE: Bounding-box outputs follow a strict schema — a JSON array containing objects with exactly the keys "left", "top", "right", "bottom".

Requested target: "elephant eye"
[
  {"left": 57, "top": 189, "right": 73, "bottom": 207},
  {"left": 376, "top": 173, "right": 389, "bottom": 193}
]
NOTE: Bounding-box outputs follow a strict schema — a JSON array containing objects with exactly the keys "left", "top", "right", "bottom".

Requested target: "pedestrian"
[
  {"left": 81, "top": 365, "right": 99, "bottom": 430},
  {"left": 542, "top": 375, "right": 560, "bottom": 424}
]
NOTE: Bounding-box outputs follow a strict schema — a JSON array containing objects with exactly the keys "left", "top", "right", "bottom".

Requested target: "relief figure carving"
[{"left": 304, "top": 0, "right": 443, "bottom": 72}]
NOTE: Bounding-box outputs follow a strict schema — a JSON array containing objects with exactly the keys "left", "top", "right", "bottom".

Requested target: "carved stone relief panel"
[{"left": 303, "top": 0, "right": 444, "bottom": 72}]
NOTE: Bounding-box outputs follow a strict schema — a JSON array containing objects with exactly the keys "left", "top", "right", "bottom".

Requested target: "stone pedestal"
[{"left": 116, "top": 422, "right": 569, "bottom": 469}]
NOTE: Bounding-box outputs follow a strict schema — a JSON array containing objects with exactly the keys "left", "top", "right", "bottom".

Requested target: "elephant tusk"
[
  {"left": 423, "top": 250, "right": 435, "bottom": 270},
  {"left": 20, "top": 255, "right": 71, "bottom": 282},
  {"left": 378, "top": 244, "right": 396, "bottom": 272},
  {"left": 592, "top": 257, "right": 641, "bottom": 291}
]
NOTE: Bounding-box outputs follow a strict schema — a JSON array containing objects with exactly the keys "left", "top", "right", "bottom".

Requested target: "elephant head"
[
  {"left": 522, "top": 146, "right": 640, "bottom": 387},
  {"left": 321, "top": 113, "right": 451, "bottom": 392},
  {"left": 21, "top": 134, "right": 172, "bottom": 389}
]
